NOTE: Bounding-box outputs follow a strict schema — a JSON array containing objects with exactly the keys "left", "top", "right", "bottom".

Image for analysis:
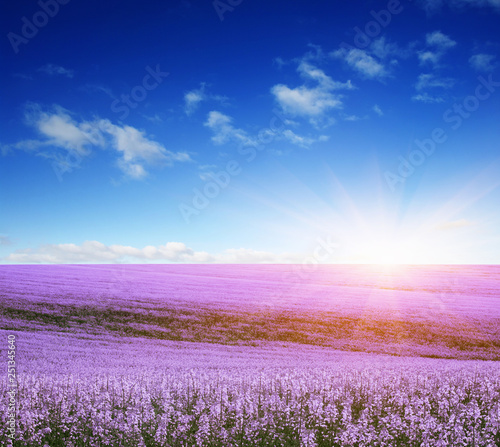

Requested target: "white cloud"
[
  {"left": 297, "top": 62, "right": 354, "bottom": 90},
  {"left": 37, "top": 64, "right": 74, "bottom": 78},
  {"left": 98, "top": 120, "right": 190, "bottom": 179},
  {"left": 419, "top": 0, "right": 500, "bottom": 11},
  {"left": 271, "top": 84, "right": 343, "bottom": 117},
  {"left": 459, "top": 0, "right": 500, "bottom": 7},
  {"left": 415, "top": 73, "right": 455, "bottom": 90},
  {"left": 412, "top": 73, "right": 452, "bottom": 103},
  {"left": 469, "top": 53, "right": 497, "bottom": 72},
  {"left": 23, "top": 105, "right": 103, "bottom": 156},
  {"left": 4, "top": 241, "right": 302, "bottom": 264},
  {"left": 343, "top": 114, "right": 363, "bottom": 121},
  {"left": 143, "top": 113, "right": 163, "bottom": 123},
  {"left": 411, "top": 93, "right": 446, "bottom": 103},
  {"left": 199, "top": 164, "right": 217, "bottom": 170},
  {"left": 332, "top": 48, "right": 389, "bottom": 80},
  {"left": 369, "top": 37, "right": 405, "bottom": 60},
  {"left": 418, "top": 51, "right": 442, "bottom": 66},
  {"left": 426, "top": 31, "right": 457, "bottom": 50},
  {"left": 81, "top": 84, "right": 115, "bottom": 99},
  {"left": 281, "top": 129, "right": 329, "bottom": 148},
  {"left": 183, "top": 84, "right": 227, "bottom": 116},
  {"left": 332, "top": 38, "right": 412, "bottom": 80},
  {"left": 273, "top": 57, "right": 287, "bottom": 68},
  {"left": 204, "top": 110, "right": 328, "bottom": 149},
  {"left": 184, "top": 86, "right": 206, "bottom": 115},
  {"left": 204, "top": 111, "right": 257, "bottom": 146},
  {"left": 418, "top": 31, "right": 456, "bottom": 66},
  {"left": 373, "top": 105, "right": 384, "bottom": 116},
  {"left": 5, "top": 105, "right": 190, "bottom": 179},
  {"left": 271, "top": 61, "right": 353, "bottom": 126}
]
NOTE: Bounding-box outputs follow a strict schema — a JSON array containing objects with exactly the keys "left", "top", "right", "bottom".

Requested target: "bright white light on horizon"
[
  {"left": 339, "top": 223, "right": 439, "bottom": 265},
  {"left": 353, "top": 234, "right": 430, "bottom": 265}
]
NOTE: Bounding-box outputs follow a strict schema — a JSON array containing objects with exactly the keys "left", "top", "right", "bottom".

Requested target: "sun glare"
[{"left": 347, "top": 226, "right": 432, "bottom": 266}]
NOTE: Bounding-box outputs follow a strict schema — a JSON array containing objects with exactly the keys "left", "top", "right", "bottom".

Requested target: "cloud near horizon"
[{"left": 3, "top": 241, "right": 304, "bottom": 264}]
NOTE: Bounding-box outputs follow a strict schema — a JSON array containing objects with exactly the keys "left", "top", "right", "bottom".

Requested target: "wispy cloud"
[
  {"left": 198, "top": 164, "right": 219, "bottom": 181},
  {"left": 184, "top": 85, "right": 206, "bottom": 115},
  {"left": 271, "top": 82, "right": 342, "bottom": 117},
  {"left": 332, "top": 48, "right": 389, "bottom": 80},
  {"left": 80, "top": 84, "right": 115, "bottom": 99},
  {"left": 281, "top": 129, "right": 329, "bottom": 148},
  {"left": 204, "top": 110, "right": 328, "bottom": 149},
  {"left": 412, "top": 93, "right": 446, "bottom": 103},
  {"left": 4, "top": 240, "right": 302, "bottom": 264},
  {"left": 459, "top": 0, "right": 500, "bottom": 8},
  {"left": 342, "top": 114, "right": 364, "bottom": 122},
  {"left": 330, "top": 37, "right": 407, "bottom": 80},
  {"left": 23, "top": 104, "right": 103, "bottom": 156},
  {"left": 373, "top": 105, "right": 384, "bottom": 116},
  {"left": 183, "top": 83, "right": 227, "bottom": 115},
  {"left": 419, "top": 0, "right": 500, "bottom": 12},
  {"left": 143, "top": 113, "right": 163, "bottom": 123},
  {"left": 412, "top": 73, "right": 454, "bottom": 103},
  {"left": 469, "top": 53, "right": 497, "bottom": 72},
  {"left": 98, "top": 120, "right": 190, "bottom": 179},
  {"left": 37, "top": 64, "right": 75, "bottom": 78},
  {"left": 13, "top": 73, "right": 34, "bottom": 81},
  {"left": 271, "top": 60, "right": 353, "bottom": 127},
  {"left": 418, "top": 31, "right": 456, "bottom": 66},
  {"left": 204, "top": 111, "right": 257, "bottom": 146},
  {"left": 369, "top": 37, "right": 407, "bottom": 60},
  {"left": 3, "top": 104, "right": 190, "bottom": 179},
  {"left": 426, "top": 31, "right": 457, "bottom": 50},
  {"left": 415, "top": 73, "right": 455, "bottom": 90}
]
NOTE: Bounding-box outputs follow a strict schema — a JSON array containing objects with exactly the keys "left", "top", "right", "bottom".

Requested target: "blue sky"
[{"left": 1, "top": 0, "right": 499, "bottom": 264}]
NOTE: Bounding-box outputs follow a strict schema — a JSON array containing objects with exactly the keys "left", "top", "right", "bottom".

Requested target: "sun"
[{"left": 346, "top": 225, "right": 432, "bottom": 265}]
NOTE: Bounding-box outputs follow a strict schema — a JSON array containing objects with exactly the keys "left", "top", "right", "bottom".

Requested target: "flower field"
[
  {"left": 2, "top": 350, "right": 500, "bottom": 446},
  {"left": 1, "top": 264, "right": 500, "bottom": 360},
  {"left": 1, "top": 264, "right": 500, "bottom": 446}
]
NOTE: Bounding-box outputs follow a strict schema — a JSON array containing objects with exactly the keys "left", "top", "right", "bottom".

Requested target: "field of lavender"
[
  {"left": 1, "top": 264, "right": 500, "bottom": 445},
  {"left": 1, "top": 329, "right": 500, "bottom": 446},
  {"left": 1, "top": 264, "right": 500, "bottom": 359}
]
